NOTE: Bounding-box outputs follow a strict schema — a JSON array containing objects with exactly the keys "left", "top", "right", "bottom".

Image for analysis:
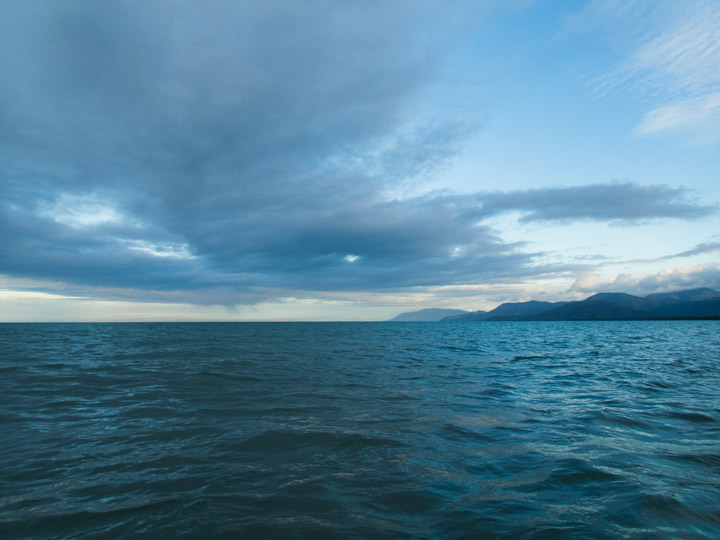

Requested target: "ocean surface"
[{"left": 1, "top": 321, "right": 719, "bottom": 539}]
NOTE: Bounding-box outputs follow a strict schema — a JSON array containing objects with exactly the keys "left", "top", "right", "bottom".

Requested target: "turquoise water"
[{"left": 1, "top": 322, "right": 719, "bottom": 538}]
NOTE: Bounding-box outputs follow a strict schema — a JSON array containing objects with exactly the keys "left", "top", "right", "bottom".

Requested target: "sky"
[{"left": 1, "top": 0, "right": 719, "bottom": 321}]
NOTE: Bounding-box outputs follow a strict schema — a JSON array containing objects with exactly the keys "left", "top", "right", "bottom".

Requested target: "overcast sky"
[{"left": 1, "top": 0, "right": 719, "bottom": 321}]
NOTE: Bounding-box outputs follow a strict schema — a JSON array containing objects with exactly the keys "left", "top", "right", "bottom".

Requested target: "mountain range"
[
  {"left": 389, "top": 288, "right": 720, "bottom": 321},
  {"left": 388, "top": 308, "right": 468, "bottom": 322}
]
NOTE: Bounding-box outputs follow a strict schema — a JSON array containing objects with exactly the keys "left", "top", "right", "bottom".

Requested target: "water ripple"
[{"left": 1, "top": 321, "right": 719, "bottom": 538}]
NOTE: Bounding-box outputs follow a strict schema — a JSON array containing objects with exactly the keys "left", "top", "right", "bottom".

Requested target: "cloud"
[
  {"left": 575, "top": 0, "right": 720, "bottom": 144},
  {"left": 634, "top": 241, "right": 720, "bottom": 263},
  {"left": 479, "top": 182, "right": 715, "bottom": 223},
  {"left": 0, "top": 2, "right": 716, "bottom": 307},
  {"left": 2, "top": 177, "right": 709, "bottom": 304},
  {"left": 635, "top": 92, "right": 720, "bottom": 144},
  {"left": 569, "top": 263, "right": 720, "bottom": 296}
]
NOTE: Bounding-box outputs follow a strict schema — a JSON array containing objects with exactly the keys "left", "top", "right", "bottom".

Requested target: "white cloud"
[
  {"left": 37, "top": 193, "right": 130, "bottom": 228},
  {"left": 122, "top": 239, "right": 195, "bottom": 259},
  {"left": 569, "top": 262, "right": 720, "bottom": 296},
  {"left": 635, "top": 92, "right": 720, "bottom": 144},
  {"left": 581, "top": 0, "right": 720, "bottom": 144}
]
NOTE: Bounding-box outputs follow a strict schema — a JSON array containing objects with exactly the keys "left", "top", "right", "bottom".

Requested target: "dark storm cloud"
[{"left": 0, "top": 2, "right": 715, "bottom": 304}]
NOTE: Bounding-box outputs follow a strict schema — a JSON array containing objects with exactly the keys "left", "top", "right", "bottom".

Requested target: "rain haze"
[{"left": 2, "top": 0, "right": 719, "bottom": 321}]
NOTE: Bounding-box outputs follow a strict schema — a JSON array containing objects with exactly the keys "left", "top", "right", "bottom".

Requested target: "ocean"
[{"left": 1, "top": 321, "right": 719, "bottom": 538}]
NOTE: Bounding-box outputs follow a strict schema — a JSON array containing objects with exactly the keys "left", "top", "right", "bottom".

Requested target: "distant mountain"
[
  {"left": 639, "top": 288, "right": 720, "bottom": 317},
  {"left": 572, "top": 288, "right": 720, "bottom": 319},
  {"left": 645, "top": 288, "right": 720, "bottom": 304},
  {"left": 517, "top": 300, "right": 651, "bottom": 321},
  {"left": 389, "top": 308, "right": 469, "bottom": 322},
  {"left": 655, "top": 298, "right": 720, "bottom": 318},
  {"left": 442, "top": 309, "right": 489, "bottom": 321},
  {"left": 439, "top": 288, "right": 720, "bottom": 321},
  {"left": 487, "top": 300, "right": 567, "bottom": 319},
  {"left": 444, "top": 300, "right": 563, "bottom": 321},
  {"left": 584, "top": 292, "right": 648, "bottom": 312}
]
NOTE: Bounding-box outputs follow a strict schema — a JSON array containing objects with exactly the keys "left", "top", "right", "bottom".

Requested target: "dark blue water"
[{"left": 1, "top": 322, "right": 719, "bottom": 538}]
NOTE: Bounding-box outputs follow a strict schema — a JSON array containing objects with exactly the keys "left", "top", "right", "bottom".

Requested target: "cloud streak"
[
  {"left": 629, "top": 241, "right": 720, "bottom": 263},
  {"left": 578, "top": 0, "right": 720, "bottom": 143},
  {"left": 479, "top": 182, "right": 715, "bottom": 223}
]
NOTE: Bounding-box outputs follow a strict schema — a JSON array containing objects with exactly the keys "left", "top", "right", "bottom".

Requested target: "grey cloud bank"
[
  {"left": 1, "top": 1, "right": 716, "bottom": 306},
  {"left": 479, "top": 183, "right": 715, "bottom": 223}
]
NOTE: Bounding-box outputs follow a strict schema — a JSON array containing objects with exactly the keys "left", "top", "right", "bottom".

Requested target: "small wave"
[
  {"left": 370, "top": 489, "right": 444, "bottom": 515},
  {"left": 230, "top": 430, "right": 406, "bottom": 453},
  {"left": 662, "top": 411, "right": 717, "bottom": 424},
  {"left": 1, "top": 498, "right": 185, "bottom": 538},
  {"left": 380, "top": 394, "right": 420, "bottom": 402},
  {"left": 541, "top": 461, "right": 622, "bottom": 487},
  {"left": 440, "top": 423, "right": 496, "bottom": 444},
  {"left": 588, "top": 410, "right": 652, "bottom": 429},
  {"left": 664, "top": 453, "right": 720, "bottom": 470}
]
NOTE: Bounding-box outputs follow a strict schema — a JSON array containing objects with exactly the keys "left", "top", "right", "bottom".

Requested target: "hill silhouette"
[
  {"left": 389, "top": 308, "right": 470, "bottom": 321},
  {"left": 425, "top": 288, "right": 720, "bottom": 321}
]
